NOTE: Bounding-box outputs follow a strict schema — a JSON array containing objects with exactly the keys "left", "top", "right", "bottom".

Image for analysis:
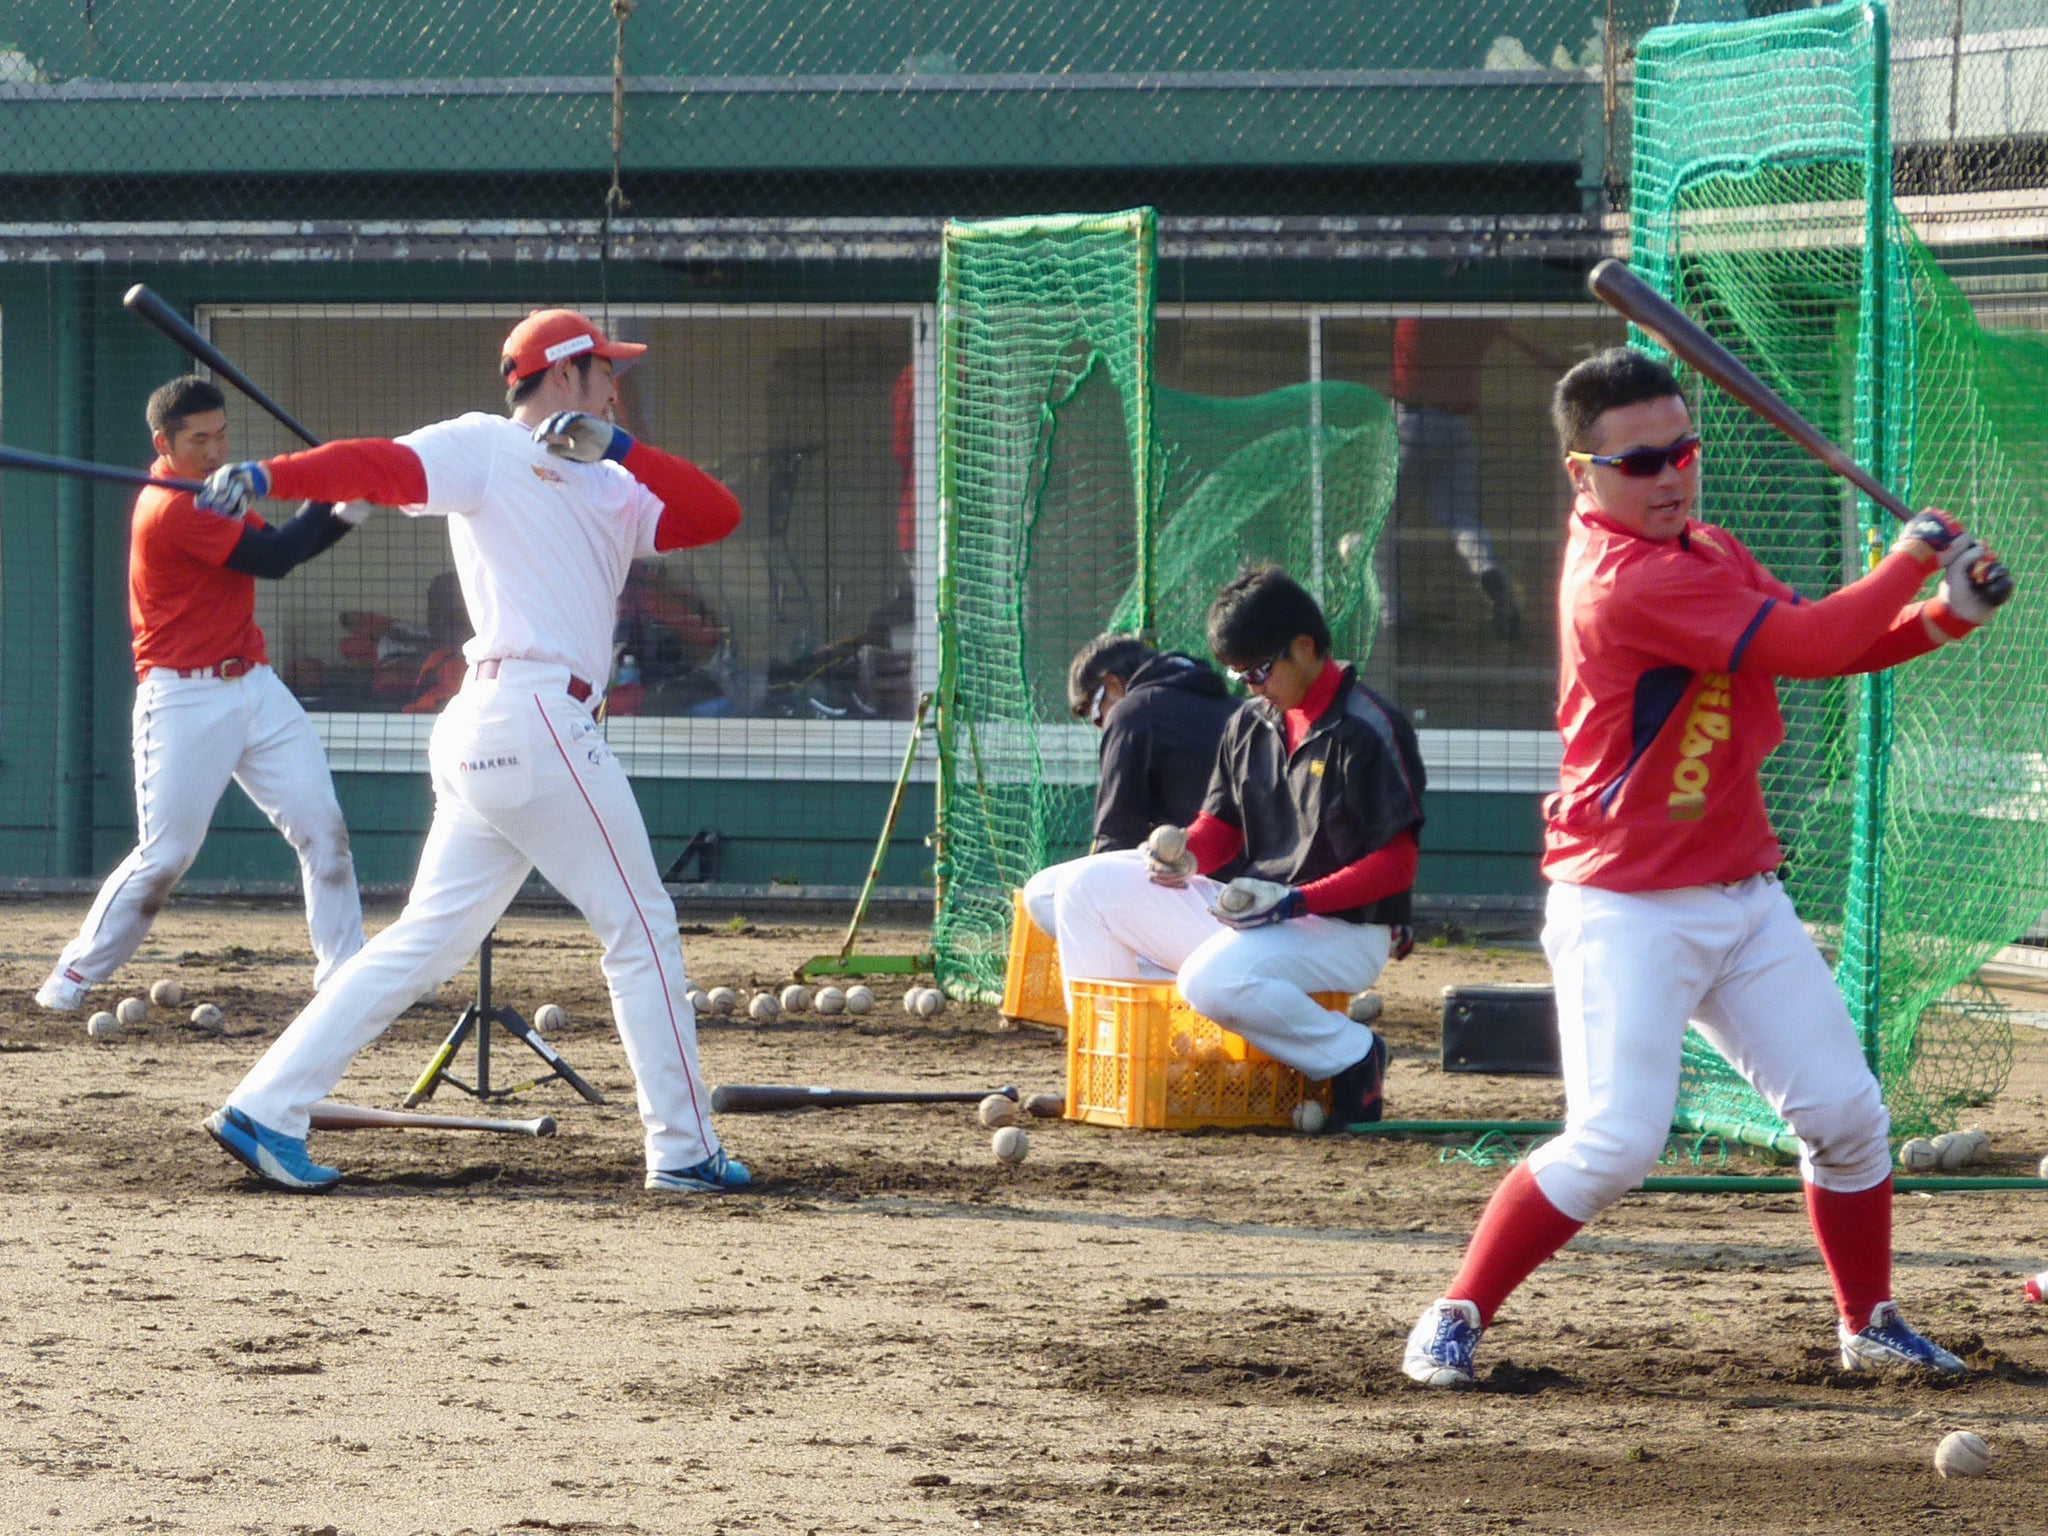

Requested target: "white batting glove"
[
  {"left": 1142, "top": 825, "right": 1197, "bottom": 888},
  {"left": 330, "top": 500, "right": 374, "bottom": 526},
  {"left": 196, "top": 461, "right": 269, "bottom": 519},
  {"left": 1212, "top": 877, "right": 1307, "bottom": 930},
  {"left": 1937, "top": 539, "right": 1998, "bottom": 627},
  {"left": 534, "top": 411, "right": 634, "bottom": 464}
]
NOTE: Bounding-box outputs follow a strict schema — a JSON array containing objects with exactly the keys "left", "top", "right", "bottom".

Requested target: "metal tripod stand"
[{"left": 404, "top": 929, "right": 606, "bottom": 1107}]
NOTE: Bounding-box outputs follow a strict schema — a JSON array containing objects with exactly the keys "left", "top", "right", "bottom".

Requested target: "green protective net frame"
[
  {"left": 1631, "top": 0, "right": 2048, "bottom": 1142},
  {"left": 931, "top": 210, "right": 1398, "bottom": 1001}
]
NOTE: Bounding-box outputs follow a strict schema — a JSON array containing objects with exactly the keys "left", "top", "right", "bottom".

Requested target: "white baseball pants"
[
  {"left": 55, "top": 665, "right": 362, "bottom": 989},
  {"left": 229, "top": 661, "right": 720, "bottom": 1171},
  {"left": 1053, "top": 849, "right": 1388, "bottom": 1080},
  {"left": 1527, "top": 874, "right": 1892, "bottom": 1222}
]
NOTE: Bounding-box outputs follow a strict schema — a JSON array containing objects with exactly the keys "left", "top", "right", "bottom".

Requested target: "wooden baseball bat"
[
  {"left": 122, "top": 284, "right": 324, "bottom": 447},
  {"left": 1588, "top": 259, "right": 2013, "bottom": 604},
  {"left": 309, "top": 1101, "right": 557, "bottom": 1137},
  {"left": 0, "top": 443, "right": 203, "bottom": 493},
  {"left": 710, "top": 1083, "right": 1019, "bottom": 1114}
]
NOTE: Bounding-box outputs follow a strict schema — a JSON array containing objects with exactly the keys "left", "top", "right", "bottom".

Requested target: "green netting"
[
  {"left": 930, "top": 210, "right": 1399, "bottom": 1000},
  {"left": 1631, "top": 0, "right": 2048, "bottom": 1142}
]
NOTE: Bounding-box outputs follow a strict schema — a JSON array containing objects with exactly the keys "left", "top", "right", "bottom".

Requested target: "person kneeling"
[{"left": 1053, "top": 566, "right": 1425, "bottom": 1130}]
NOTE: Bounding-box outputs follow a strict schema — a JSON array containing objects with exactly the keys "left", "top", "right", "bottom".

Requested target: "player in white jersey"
[{"left": 191, "top": 309, "right": 748, "bottom": 1194}]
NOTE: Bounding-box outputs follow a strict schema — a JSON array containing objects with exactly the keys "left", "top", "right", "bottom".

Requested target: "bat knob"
[
  {"left": 1972, "top": 556, "right": 2016, "bottom": 608},
  {"left": 998, "top": 1085, "right": 1020, "bottom": 1100},
  {"left": 535, "top": 1116, "right": 558, "bottom": 1138}
]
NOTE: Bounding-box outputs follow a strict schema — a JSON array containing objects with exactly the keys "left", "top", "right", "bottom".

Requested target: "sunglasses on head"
[
  {"left": 1566, "top": 434, "right": 1702, "bottom": 478},
  {"left": 1228, "top": 652, "right": 1286, "bottom": 688}
]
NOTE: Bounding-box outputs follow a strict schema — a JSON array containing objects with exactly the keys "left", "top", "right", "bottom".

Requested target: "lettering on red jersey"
[{"left": 1667, "top": 674, "right": 1732, "bottom": 820}]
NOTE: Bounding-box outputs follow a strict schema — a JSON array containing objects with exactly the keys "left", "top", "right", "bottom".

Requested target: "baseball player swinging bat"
[
  {"left": 309, "top": 1101, "right": 557, "bottom": 1137},
  {"left": 0, "top": 443, "right": 204, "bottom": 494},
  {"left": 123, "top": 285, "right": 325, "bottom": 447},
  {"left": 1587, "top": 259, "right": 2014, "bottom": 604},
  {"left": 710, "top": 1083, "right": 1020, "bottom": 1114}
]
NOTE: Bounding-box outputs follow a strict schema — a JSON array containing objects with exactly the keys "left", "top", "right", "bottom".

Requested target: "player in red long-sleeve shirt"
[
  {"left": 1403, "top": 346, "right": 2006, "bottom": 1388},
  {"left": 1053, "top": 566, "right": 1426, "bottom": 1129}
]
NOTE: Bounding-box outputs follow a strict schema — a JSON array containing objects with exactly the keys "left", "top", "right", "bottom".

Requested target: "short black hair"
[
  {"left": 1205, "top": 565, "right": 1329, "bottom": 669},
  {"left": 1551, "top": 346, "right": 1685, "bottom": 454},
  {"left": 146, "top": 376, "right": 227, "bottom": 441},
  {"left": 505, "top": 351, "right": 594, "bottom": 409},
  {"left": 1067, "top": 634, "right": 1155, "bottom": 717}
]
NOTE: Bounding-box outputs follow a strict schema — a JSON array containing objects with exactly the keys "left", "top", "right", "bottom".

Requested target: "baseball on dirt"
[
  {"left": 1898, "top": 1137, "right": 1939, "bottom": 1172},
  {"left": 149, "top": 978, "right": 184, "bottom": 1007},
  {"left": 1023, "top": 1092, "right": 1064, "bottom": 1119},
  {"left": 533, "top": 1003, "right": 566, "bottom": 1034},
  {"left": 1932, "top": 1132, "right": 1968, "bottom": 1172},
  {"left": 1934, "top": 1430, "right": 1992, "bottom": 1479},
  {"left": 86, "top": 1010, "right": 119, "bottom": 1039},
  {"left": 815, "top": 985, "right": 847, "bottom": 1015},
  {"left": 779, "top": 984, "right": 812, "bottom": 1014},
  {"left": 685, "top": 988, "right": 709, "bottom": 1013},
  {"left": 902, "top": 986, "right": 924, "bottom": 1015},
  {"left": 844, "top": 984, "right": 873, "bottom": 1015},
  {"left": 1959, "top": 1126, "right": 1990, "bottom": 1159},
  {"left": 116, "top": 996, "right": 149, "bottom": 1027},
  {"left": 748, "top": 992, "right": 781, "bottom": 1021},
  {"left": 705, "top": 986, "right": 737, "bottom": 1016},
  {"left": 1347, "top": 990, "right": 1383, "bottom": 1024},
  {"left": 991, "top": 1125, "right": 1030, "bottom": 1165},
  {"left": 189, "top": 1003, "right": 224, "bottom": 1031},
  {"left": 977, "top": 1092, "right": 1020, "bottom": 1129},
  {"left": 912, "top": 987, "right": 943, "bottom": 1018},
  {"left": 1292, "top": 1101, "right": 1328, "bottom": 1133}
]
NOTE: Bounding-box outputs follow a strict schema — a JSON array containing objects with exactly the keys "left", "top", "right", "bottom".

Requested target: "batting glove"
[
  {"left": 534, "top": 411, "right": 634, "bottom": 464},
  {"left": 1937, "top": 539, "right": 2005, "bottom": 626},
  {"left": 1212, "top": 877, "right": 1306, "bottom": 930},
  {"left": 1142, "top": 825, "right": 1197, "bottom": 888},
  {"left": 196, "top": 461, "right": 269, "bottom": 520},
  {"left": 1894, "top": 507, "right": 1967, "bottom": 561}
]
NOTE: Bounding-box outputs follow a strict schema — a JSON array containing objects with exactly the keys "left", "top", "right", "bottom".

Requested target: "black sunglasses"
[
  {"left": 1566, "top": 434, "right": 1702, "bottom": 478},
  {"left": 1227, "top": 651, "right": 1287, "bottom": 688}
]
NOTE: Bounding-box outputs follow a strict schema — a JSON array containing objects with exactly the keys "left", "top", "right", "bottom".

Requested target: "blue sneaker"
[
  {"left": 1403, "top": 1298, "right": 1483, "bottom": 1387},
  {"left": 203, "top": 1105, "right": 342, "bottom": 1192},
  {"left": 1838, "top": 1299, "right": 1966, "bottom": 1374},
  {"left": 645, "top": 1148, "right": 752, "bottom": 1193}
]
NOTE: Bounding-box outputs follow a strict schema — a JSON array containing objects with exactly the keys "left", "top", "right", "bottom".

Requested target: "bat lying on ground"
[
  {"left": 0, "top": 444, "right": 203, "bottom": 493},
  {"left": 1586, "top": 258, "right": 2013, "bottom": 605},
  {"left": 124, "top": 284, "right": 324, "bottom": 447},
  {"left": 710, "top": 1083, "right": 1020, "bottom": 1114},
  {"left": 309, "top": 1101, "right": 557, "bottom": 1137}
]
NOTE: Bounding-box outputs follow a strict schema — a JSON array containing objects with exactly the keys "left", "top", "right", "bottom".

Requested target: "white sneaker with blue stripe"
[
  {"left": 645, "top": 1147, "right": 752, "bottom": 1193},
  {"left": 1838, "top": 1299, "right": 1965, "bottom": 1373},
  {"left": 1403, "top": 1298, "right": 1483, "bottom": 1387},
  {"left": 203, "top": 1105, "right": 343, "bottom": 1192}
]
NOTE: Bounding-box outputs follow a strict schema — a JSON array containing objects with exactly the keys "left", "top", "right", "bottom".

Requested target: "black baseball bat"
[
  {"left": 710, "top": 1083, "right": 1020, "bottom": 1114},
  {"left": 122, "top": 284, "right": 324, "bottom": 447},
  {"left": 0, "top": 443, "right": 203, "bottom": 493},
  {"left": 1588, "top": 259, "right": 2013, "bottom": 604}
]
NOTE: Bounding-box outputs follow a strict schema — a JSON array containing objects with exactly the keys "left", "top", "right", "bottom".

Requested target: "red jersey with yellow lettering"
[
  {"left": 1542, "top": 496, "right": 1799, "bottom": 891},
  {"left": 128, "top": 458, "right": 268, "bottom": 680}
]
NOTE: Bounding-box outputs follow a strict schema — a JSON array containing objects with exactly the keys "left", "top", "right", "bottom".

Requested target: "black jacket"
[{"left": 1094, "top": 652, "right": 1244, "bottom": 856}]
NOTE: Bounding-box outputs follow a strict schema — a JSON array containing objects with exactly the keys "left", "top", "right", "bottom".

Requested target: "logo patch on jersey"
[
  {"left": 1689, "top": 528, "right": 1725, "bottom": 554},
  {"left": 1308, "top": 758, "right": 1326, "bottom": 778},
  {"left": 1667, "top": 673, "right": 1731, "bottom": 820},
  {"left": 529, "top": 463, "right": 567, "bottom": 486},
  {"left": 459, "top": 754, "right": 521, "bottom": 774}
]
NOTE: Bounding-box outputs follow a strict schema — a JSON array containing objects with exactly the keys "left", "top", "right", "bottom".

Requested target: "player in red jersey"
[
  {"left": 34, "top": 378, "right": 364, "bottom": 1013},
  {"left": 1403, "top": 347, "right": 2005, "bottom": 1386}
]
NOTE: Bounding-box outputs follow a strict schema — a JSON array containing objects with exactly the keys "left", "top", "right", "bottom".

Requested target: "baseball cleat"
[
  {"left": 203, "top": 1105, "right": 343, "bottom": 1192},
  {"left": 35, "top": 967, "right": 91, "bottom": 1012},
  {"left": 645, "top": 1147, "right": 752, "bottom": 1194},
  {"left": 1403, "top": 1298, "right": 1483, "bottom": 1387},
  {"left": 1328, "top": 1032, "right": 1389, "bottom": 1130},
  {"left": 1838, "top": 1300, "right": 1966, "bottom": 1374}
]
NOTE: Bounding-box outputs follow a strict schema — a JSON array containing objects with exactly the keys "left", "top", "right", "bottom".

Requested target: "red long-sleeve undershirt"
[
  {"left": 262, "top": 435, "right": 741, "bottom": 551},
  {"left": 1740, "top": 548, "right": 1971, "bottom": 677},
  {"left": 1185, "top": 814, "right": 1419, "bottom": 915}
]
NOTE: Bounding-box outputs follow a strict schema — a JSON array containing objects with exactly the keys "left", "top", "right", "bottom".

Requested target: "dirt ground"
[{"left": 4, "top": 898, "right": 2048, "bottom": 1535}]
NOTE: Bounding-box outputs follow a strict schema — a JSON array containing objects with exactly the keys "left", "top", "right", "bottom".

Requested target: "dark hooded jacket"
[{"left": 1093, "top": 652, "right": 1245, "bottom": 864}]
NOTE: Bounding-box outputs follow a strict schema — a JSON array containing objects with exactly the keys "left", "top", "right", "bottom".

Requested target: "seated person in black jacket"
[{"left": 1021, "top": 634, "right": 1242, "bottom": 942}]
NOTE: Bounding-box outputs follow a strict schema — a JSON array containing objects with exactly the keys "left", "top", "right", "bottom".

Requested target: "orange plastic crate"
[
  {"left": 1064, "top": 979, "right": 1342, "bottom": 1130},
  {"left": 1000, "top": 890, "right": 1069, "bottom": 1029}
]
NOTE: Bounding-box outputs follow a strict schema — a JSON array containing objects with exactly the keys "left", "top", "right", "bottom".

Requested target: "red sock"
[
  {"left": 1805, "top": 1176, "right": 1893, "bottom": 1332},
  {"left": 1445, "top": 1163, "right": 1585, "bottom": 1326}
]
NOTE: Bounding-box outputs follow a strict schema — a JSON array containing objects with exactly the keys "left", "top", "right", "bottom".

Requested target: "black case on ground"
[{"left": 1439, "top": 983, "right": 1562, "bottom": 1075}]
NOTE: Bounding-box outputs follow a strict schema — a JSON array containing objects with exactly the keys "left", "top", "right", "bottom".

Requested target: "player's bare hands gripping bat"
[{"left": 1587, "top": 259, "right": 2014, "bottom": 611}]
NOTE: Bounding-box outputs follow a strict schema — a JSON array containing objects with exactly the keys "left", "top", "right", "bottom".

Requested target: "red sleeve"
[
  {"left": 1835, "top": 599, "right": 1975, "bottom": 674},
  {"left": 1738, "top": 549, "right": 1939, "bottom": 678},
  {"left": 1297, "top": 828, "right": 1419, "bottom": 916},
  {"left": 621, "top": 441, "right": 742, "bottom": 551},
  {"left": 1184, "top": 812, "right": 1243, "bottom": 876},
  {"left": 264, "top": 439, "right": 427, "bottom": 506}
]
